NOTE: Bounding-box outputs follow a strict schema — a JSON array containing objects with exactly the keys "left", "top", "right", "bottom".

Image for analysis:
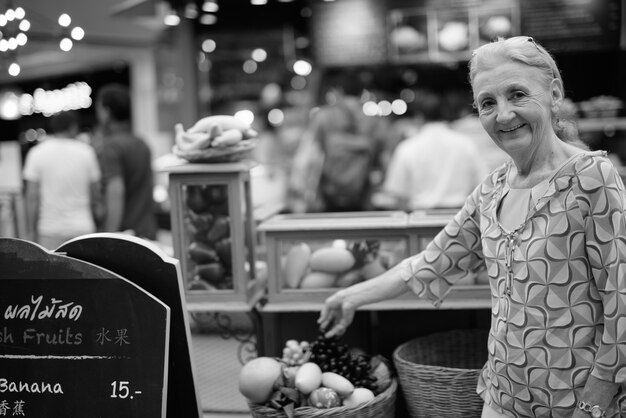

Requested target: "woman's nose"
[{"left": 495, "top": 101, "right": 514, "bottom": 123}]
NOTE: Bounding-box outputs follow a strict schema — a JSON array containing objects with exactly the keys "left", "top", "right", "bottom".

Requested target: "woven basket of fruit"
[
  {"left": 393, "top": 329, "right": 489, "bottom": 418},
  {"left": 173, "top": 115, "right": 258, "bottom": 163},
  {"left": 239, "top": 336, "right": 397, "bottom": 418}
]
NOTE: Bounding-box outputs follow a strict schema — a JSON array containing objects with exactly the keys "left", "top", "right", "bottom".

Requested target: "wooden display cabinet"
[
  {"left": 257, "top": 211, "right": 411, "bottom": 311},
  {"left": 163, "top": 161, "right": 260, "bottom": 311},
  {"left": 257, "top": 209, "right": 491, "bottom": 312}
]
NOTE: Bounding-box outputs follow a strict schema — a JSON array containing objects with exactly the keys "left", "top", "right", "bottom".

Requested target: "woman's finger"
[
  {"left": 324, "top": 323, "right": 346, "bottom": 339},
  {"left": 318, "top": 305, "right": 330, "bottom": 325}
]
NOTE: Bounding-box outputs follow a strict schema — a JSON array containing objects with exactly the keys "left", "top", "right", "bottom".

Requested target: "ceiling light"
[
  {"left": 199, "top": 14, "right": 217, "bottom": 25},
  {"left": 8, "top": 62, "right": 20, "bottom": 77},
  {"left": 18, "top": 19, "right": 29, "bottom": 31},
  {"left": 58, "top": 13, "right": 71, "bottom": 27},
  {"left": 164, "top": 11, "right": 180, "bottom": 26},
  {"left": 202, "top": 0, "right": 219, "bottom": 13},
  {"left": 0, "top": 8, "right": 85, "bottom": 78},
  {"left": 59, "top": 37, "right": 73, "bottom": 51},
  {"left": 71, "top": 27, "right": 84, "bottom": 40},
  {"left": 242, "top": 59, "right": 257, "bottom": 74},
  {"left": 251, "top": 48, "right": 267, "bottom": 62},
  {"left": 292, "top": 59, "right": 312, "bottom": 76},
  {"left": 184, "top": 3, "right": 198, "bottom": 19},
  {"left": 16, "top": 33, "right": 27, "bottom": 46},
  {"left": 201, "top": 39, "right": 216, "bottom": 53}
]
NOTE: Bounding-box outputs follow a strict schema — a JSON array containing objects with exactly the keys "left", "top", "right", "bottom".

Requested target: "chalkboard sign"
[
  {"left": 0, "top": 238, "right": 170, "bottom": 418},
  {"left": 57, "top": 233, "right": 203, "bottom": 418}
]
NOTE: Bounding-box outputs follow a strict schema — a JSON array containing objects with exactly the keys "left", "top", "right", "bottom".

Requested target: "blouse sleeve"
[
  {"left": 398, "top": 186, "right": 486, "bottom": 307},
  {"left": 578, "top": 157, "right": 626, "bottom": 383}
]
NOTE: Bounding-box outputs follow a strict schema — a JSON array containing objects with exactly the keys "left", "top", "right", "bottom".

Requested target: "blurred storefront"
[{"left": 1, "top": 0, "right": 624, "bottom": 160}]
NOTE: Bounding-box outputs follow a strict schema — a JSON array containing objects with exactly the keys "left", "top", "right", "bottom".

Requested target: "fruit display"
[
  {"left": 238, "top": 333, "right": 394, "bottom": 415},
  {"left": 174, "top": 115, "right": 258, "bottom": 153},
  {"left": 281, "top": 239, "right": 403, "bottom": 290},
  {"left": 183, "top": 184, "right": 234, "bottom": 290}
]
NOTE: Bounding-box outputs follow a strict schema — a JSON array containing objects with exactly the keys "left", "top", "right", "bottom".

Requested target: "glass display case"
[
  {"left": 257, "top": 210, "right": 490, "bottom": 311},
  {"left": 257, "top": 211, "right": 412, "bottom": 309},
  {"left": 163, "top": 161, "right": 260, "bottom": 309}
]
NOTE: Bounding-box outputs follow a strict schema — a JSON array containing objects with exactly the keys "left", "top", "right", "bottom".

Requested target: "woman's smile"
[{"left": 500, "top": 123, "right": 525, "bottom": 133}]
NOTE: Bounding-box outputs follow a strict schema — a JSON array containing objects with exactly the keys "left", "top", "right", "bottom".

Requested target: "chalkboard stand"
[
  {"left": 0, "top": 237, "right": 171, "bottom": 418},
  {"left": 57, "top": 232, "right": 203, "bottom": 418}
]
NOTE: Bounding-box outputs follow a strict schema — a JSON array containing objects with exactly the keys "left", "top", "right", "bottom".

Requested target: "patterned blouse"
[{"left": 399, "top": 151, "right": 626, "bottom": 417}]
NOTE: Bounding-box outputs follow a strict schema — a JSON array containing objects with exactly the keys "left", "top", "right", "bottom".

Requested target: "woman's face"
[{"left": 472, "top": 60, "right": 561, "bottom": 160}]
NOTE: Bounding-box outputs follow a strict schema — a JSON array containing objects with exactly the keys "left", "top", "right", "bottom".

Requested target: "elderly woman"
[{"left": 319, "top": 36, "right": 626, "bottom": 418}]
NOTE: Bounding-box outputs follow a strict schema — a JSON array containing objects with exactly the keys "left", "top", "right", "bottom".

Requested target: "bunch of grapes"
[
  {"left": 309, "top": 334, "right": 377, "bottom": 391},
  {"left": 281, "top": 339, "right": 311, "bottom": 366}
]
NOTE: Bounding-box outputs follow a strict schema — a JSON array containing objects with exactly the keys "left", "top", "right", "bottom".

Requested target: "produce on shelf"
[
  {"left": 284, "top": 243, "right": 311, "bottom": 288},
  {"left": 578, "top": 95, "right": 623, "bottom": 118},
  {"left": 174, "top": 115, "right": 257, "bottom": 152},
  {"left": 238, "top": 333, "right": 394, "bottom": 414},
  {"left": 309, "top": 247, "right": 356, "bottom": 273},
  {"left": 281, "top": 239, "right": 395, "bottom": 289},
  {"left": 300, "top": 271, "right": 336, "bottom": 289},
  {"left": 184, "top": 184, "right": 233, "bottom": 290}
]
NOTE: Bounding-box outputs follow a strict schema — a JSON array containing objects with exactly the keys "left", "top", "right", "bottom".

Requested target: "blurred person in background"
[
  {"left": 373, "top": 88, "right": 487, "bottom": 211},
  {"left": 288, "top": 85, "right": 386, "bottom": 213},
  {"left": 23, "top": 110, "right": 102, "bottom": 249},
  {"left": 93, "top": 83, "right": 157, "bottom": 240},
  {"left": 448, "top": 88, "right": 510, "bottom": 172},
  {"left": 320, "top": 36, "right": 625, "bottom": 417}
]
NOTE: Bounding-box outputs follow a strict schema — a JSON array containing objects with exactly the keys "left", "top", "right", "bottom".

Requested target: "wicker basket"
[
  {"left": 393, "top": 329, "right": 488, "bottom": 418},
  {"left": 247, "top": 378, "right": 397, "bottom": 418}
]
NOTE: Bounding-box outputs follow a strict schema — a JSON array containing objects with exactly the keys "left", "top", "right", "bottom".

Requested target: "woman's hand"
[
  {"left": 318, "top": 290, "right": 357, "bottom": 338},
  {"left": 318, "top": 262, "right": 411, "bottom": 338}
]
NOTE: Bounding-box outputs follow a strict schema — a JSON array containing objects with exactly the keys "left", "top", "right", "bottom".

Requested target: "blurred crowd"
[
  {"left": 21, "top": 83, "right": 157, "bottom": 250},
  {"left": 268, "top": 85, "right": 509, "bottom": 215},
  {"left": 16, "top": 78, "right": 621, "bottom": 250}
]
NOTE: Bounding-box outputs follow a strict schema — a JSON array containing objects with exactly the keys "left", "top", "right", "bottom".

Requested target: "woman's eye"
[
  {"left": 511, "top": 91, "right": 527, "bottom": 100},
  {"left": 478, "top": 100, "right": 494, "bottom": 113}
]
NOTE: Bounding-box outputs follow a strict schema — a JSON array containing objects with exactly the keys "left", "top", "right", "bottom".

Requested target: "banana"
[
  {"left": 188, "top": 115, "right": 250, "bottom": 134},
  {"left": 187, "top": 115, "right": 258, "bottom": 139},
  {"left": 175, "top": 123, "right": 213, "bottom": 151},
  {"left": 211, "top": 128, "right": 243, "bottom": 148}
]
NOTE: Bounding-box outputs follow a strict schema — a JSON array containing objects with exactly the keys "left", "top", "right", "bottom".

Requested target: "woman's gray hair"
[{"left": 468, "top": 36, "right": 586, "bottom": 148}]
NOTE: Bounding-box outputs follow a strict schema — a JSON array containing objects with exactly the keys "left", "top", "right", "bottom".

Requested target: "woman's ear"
[{"left": 550, "top": 78, "right": 564, "bottom": 109}]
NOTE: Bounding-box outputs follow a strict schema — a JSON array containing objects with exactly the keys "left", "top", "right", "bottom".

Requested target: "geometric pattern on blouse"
[{"left": 401, "top": 151, "right": 626, "bottom": 417}]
